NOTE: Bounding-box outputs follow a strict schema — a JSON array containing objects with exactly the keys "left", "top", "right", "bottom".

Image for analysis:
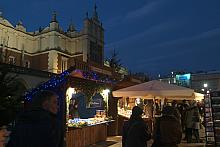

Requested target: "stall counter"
[{"left": 66, "top": 118, "right": 114, "bottom": 147}]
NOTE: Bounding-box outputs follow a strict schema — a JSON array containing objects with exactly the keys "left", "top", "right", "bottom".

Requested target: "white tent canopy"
[
  {"left": 113, "top": 80, "right": 201, "bottom": 100},
  {"left": 194, "top": 92, "right": 204, "bottom": 101}
]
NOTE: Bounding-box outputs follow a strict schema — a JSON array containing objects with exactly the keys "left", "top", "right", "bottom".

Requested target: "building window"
[
  {"left": 61, "top": 56, "right": 68, "bottom": 72},
  {"left": 24, "top": 60, "right": 30, "bottom": 68},
  {"left": 9, "top": 56, "right": 15, "bottom": 64},
  {"left": 90, "top": 41, "right": 102, "bottom": 64}
]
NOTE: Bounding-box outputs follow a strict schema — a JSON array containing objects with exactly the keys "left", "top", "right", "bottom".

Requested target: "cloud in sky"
[
  {"left": 149, "top": 27, "right": 220, "bottom": 50},
  {"left": 136, "top": 50, "right": 192, "bottom": 65},
  {"left": 105, "top": 18, "right": 185, "bottom": 50},
  {"left": 104, "top": 0, "right": 163, "bottom": 28},
  {"left": 126, "top": 28, "right": 220, "bottom": 75},
  {"left": 124, "top": 0, "right": 162, "bottom": 21}
]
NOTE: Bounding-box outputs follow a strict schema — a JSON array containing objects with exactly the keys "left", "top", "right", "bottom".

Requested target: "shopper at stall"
[
  {"left": 6, "top": 90, "right": 61, "bottom": 147},
  {"left": 171, "top": 100, "right": 181, "bottom": 121},
  {"left": 180, "top": 100, "right": 189, "bottom": 140},
  {"left": 184, "top": 100, "right": 201, "bottom": 143},
  {"left": 152, "top": 106, "right": 182, "bottom": 147},
  {"left": 122, "top": 106, "right": 151, "bottom": 147}
]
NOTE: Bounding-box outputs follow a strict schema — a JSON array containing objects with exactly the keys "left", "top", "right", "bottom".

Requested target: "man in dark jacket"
[
  {"left": 122, "top": 106, "right": 151, "bottom": 147},
  {"left": 152, "top": 106, "right": 182, "bottom": 147},
  {"left": 6, "top": 90, "right": 60, "bottom": 147}
]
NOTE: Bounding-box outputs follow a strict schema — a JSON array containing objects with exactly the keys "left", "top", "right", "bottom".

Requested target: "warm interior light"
[
  {"left": 102, "top": 89, "right": 110, "bottom": 95},
  {"left": 66, "top": 87, "right": 76, "bottom": 99},
  {"left": 101, "top": 89, "right": 110, "bottom": 113},
  {"left": 66, "top": 87, "right": 77, "bottom": 119}
]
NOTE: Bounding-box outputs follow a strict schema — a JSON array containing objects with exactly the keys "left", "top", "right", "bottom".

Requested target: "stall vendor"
[{"left": 69, "top": 98, "right": 79, "bottom": 118}]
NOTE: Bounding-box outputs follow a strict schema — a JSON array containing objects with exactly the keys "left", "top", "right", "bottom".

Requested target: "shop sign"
[
  {"left": 175, "top": 73, "right": 191, "bottom": 87},
  {"left": 89, "top": 99, "right": 102, "bottom": 108}
]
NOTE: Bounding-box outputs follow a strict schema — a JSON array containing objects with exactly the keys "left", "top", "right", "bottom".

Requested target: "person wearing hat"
[
  {"left": 122, "top": 106, "right": 151, "bottom": 147},
  {"left": 6, "top": 90, "right": 61, "bottom": 147},
  {"left": 152, "top": 106, "right": 182, "bottom": 147}
]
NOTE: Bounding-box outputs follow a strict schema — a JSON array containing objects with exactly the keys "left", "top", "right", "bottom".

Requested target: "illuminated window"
[
  {"left": 9, "top": 56, "right": 15, "bottom": 64},
  {"left": 25, "top": 60, "right": 30, "bottom": 68}
]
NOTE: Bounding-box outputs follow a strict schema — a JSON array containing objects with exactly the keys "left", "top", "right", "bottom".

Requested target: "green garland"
[{"left": 69, "top": 79, "right": 107, "bottom": 104}]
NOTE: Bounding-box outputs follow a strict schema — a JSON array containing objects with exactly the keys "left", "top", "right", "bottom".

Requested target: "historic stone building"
[
  {"left": 0, "top": 5, "right": 144, "bottom": 93},
  {"left": 0, "top": 6, "right": 105, "bottom": 74}
]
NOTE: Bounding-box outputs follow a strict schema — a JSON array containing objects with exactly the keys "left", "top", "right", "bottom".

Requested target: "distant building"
[
  {"left": 159, "top": 71, "right": 220, "bottom": 93},
  {"left": 191, "top": 71, "right": 220, "bottom": 93}
]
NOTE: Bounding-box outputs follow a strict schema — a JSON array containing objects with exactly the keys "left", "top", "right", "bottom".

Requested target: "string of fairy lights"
[
  {"left": 24, "top": 70, "right": 70, "bottom": 101},
  {"left": 24, "top": 67, "right": 114, "bottom": 101}
]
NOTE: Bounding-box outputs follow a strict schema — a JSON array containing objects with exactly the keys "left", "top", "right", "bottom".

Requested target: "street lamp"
[{"left": 203, "top": 83, "right": 210, "bottom": 95}]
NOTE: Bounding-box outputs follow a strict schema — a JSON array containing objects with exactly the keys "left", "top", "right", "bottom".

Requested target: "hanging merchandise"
[
  {"left": 204, "top": 92, "right": 215, "bottom": 146},
  {"left": 209, "top": 91, "right": 220, "bottom": 146}
]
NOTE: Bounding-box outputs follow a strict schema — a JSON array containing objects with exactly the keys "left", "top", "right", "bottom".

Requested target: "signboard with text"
[
  {"left": 89, "top": 99, "right": 102, "bottom": 108},
  {"left": 175, "top": 73, "right": 191, "bottom": 87}
]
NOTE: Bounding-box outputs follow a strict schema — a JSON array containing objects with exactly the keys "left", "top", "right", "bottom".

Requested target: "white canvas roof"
[{"left": 113, "top": 80, "right": 200, "bottom": 100}]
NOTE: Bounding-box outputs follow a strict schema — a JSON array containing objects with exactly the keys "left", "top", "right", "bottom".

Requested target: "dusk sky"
[{"left": 1, "top": 0, "right": 220, "bottom": 77}]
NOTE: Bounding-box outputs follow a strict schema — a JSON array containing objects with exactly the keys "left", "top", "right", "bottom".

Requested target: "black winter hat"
[
  {"left": 132, "top": 106, "right": 143, "bottom": 117},
  {"left": 162, "top": 106, "right": 175, "bottom": 116}
]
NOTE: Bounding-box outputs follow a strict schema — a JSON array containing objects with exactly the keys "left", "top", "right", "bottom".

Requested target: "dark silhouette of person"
[
  {"left": 6, "top": 90, "right": 61, "bottom": 147},
  {"left": 185, "top": 100, "right": 200, "bottom": 143},
  {"left": 171, "top": 100, "right": 181, "bottom": 120},
  {"left": 122, "top": 106, "right": 151, "bottom": 147},
  {"left": 69, "top": 98, "right": 79, "bottom": 118},
  {"left": 152, "top": 106, "right": 182, "bottom": 147}
]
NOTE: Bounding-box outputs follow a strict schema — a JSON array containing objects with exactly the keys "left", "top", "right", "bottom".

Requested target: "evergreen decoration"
[
  {"left": 70, "top": 80, "right": 105, "bottom": 104},
  {"left": 0, "top": 65, "right": 24, "bottom": 126},
  {"left": 107, "top": 49, "right": 122, "bottom": 72}
]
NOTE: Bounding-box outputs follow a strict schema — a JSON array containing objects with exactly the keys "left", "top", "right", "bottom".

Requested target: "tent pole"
[
  {"left": 152, "top": 96, "right": 156, "bottom": 134},
  {"left": 161, "top": 98, "right": 165, "bottom": 111}
]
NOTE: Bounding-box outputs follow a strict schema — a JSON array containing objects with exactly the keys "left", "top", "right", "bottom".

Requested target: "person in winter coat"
[
  {"left": 152, "top": 106, "right": 182, "bottom": 147},
  {"left": 191, "top": 101, "right": 201, "bottom": 143},
  {"left": 171, "top": 100, "right": 181, "bottom": 121},
  {"left": 6, "top": 90, "right": 61, "bottom": 147},
  {"left": 122, "top": 106, "right": 151, "bottom": 147},
  {"left": 185, "top": 100, "right": 200, "bottom": 143}
]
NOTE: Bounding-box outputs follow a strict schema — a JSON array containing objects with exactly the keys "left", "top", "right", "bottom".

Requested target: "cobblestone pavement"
[{"left": 88, "top": 128, "right": 206, "bottom": 147}]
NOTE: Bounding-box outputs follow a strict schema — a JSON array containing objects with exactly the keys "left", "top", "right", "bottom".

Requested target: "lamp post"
[{"left": 203, "top": 83, "right": 209, "bottom": 99}]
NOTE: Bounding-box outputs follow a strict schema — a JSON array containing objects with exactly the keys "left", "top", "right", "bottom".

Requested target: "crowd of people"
[
  {"left": 1, "top": 90, "right": 204, "bottom": 147},
  {"left": 122, "top": 99, "right": 204, "bottom": 147}
]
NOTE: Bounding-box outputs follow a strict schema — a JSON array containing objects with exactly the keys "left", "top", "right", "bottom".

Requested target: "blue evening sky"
[{"left": 0, "top": 0, "right": 220, "bottom": 76}]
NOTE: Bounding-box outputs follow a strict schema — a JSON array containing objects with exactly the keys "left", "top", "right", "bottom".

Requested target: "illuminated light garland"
[
  {"left": 24, "top": 68, "right": 115, "bottom": 101},
  {"left": 82, "top": 70, "right": 114, "bottom": 83},
  {"left": 24, "top": 70, "right": 70, "bottom": 101},
  {"left": 24, "top": 69, "right": 113, "bottom": 101}
]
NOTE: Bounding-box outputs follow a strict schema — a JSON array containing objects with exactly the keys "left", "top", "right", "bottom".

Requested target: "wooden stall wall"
[{"left": 66, "top": 123, "right": 107, "bottom": 147}]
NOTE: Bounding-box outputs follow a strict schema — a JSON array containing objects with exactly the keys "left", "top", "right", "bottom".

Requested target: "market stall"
[
  {"left": 113, "top": 80, "right": 202, "bottom": 134},
  {"left": 24, "top": 67, "right": 114, "bottom": 147},
  {"left": 66, "top": 113, "right": 113, "bottom": 147}
]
